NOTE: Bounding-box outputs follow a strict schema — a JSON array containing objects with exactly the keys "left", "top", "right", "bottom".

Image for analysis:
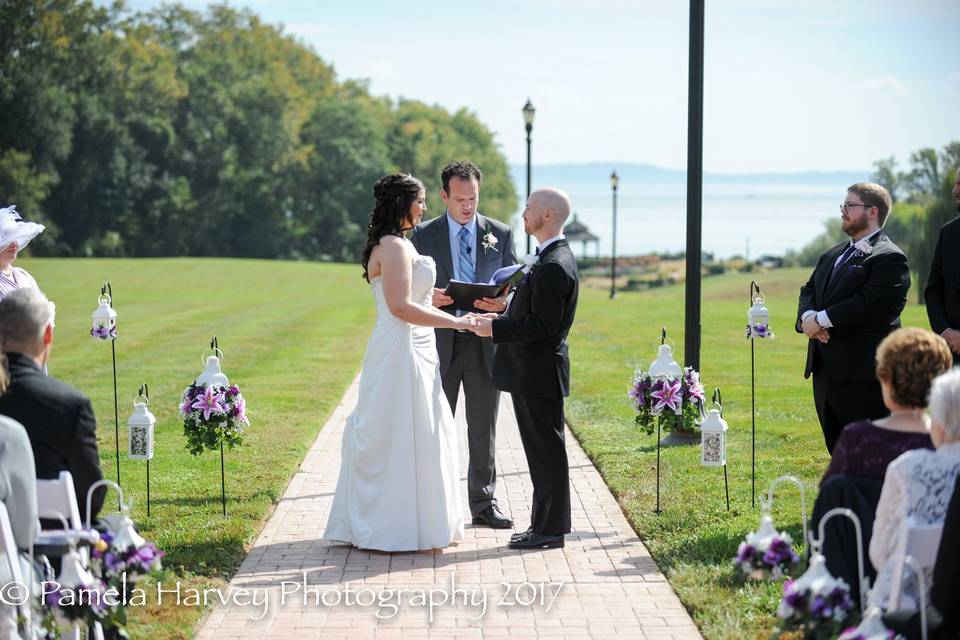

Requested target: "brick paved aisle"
[{"left": 195, "top": 376, "right": 703, "bottom": 640}]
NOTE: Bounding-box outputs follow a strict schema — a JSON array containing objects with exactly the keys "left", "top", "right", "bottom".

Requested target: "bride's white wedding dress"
[{"left": 324, "top": 252, "right": 464, "bottom": 551}]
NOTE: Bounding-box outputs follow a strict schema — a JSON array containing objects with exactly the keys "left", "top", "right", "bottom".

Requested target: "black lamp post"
[
  {"left": 610, "top": 170, "right": 620, "bottom": 299},
  {"left": 523, "top": 99, "right": 535, "bottom": 254}
]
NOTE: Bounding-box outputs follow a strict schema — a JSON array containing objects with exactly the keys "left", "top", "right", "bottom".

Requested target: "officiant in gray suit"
[{"left": 410, "top": 161, "right": 518, "bottom": 528}]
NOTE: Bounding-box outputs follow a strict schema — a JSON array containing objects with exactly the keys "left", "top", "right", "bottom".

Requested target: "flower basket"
[
  {"left": 629, "top": 366, "right": 706, "bottom": 436},
  {"left": 181, "top": 383, "right": 248, "bottom": 456},
  {"left": 734, "top": 515, "right": 801, "bottom": 580},
  {"left": 773, "top": 555, "right": 858, "bottom": 640}
]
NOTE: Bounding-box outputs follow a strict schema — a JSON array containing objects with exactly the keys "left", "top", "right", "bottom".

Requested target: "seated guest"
[
  {"left": 869, "top": 368, "right": 960, "bottom": 610},
  {"left": 822, "top": 327, "right": 952, "bottom": 485},
  {"left": 0, "top": 288, "right": 105, "bottom": 523},
  {"left": 883, "top": 475, "right": 960, "bottom": 639},
  {"left": 0, "top": 360, "right": 38, "bottom": 637}
]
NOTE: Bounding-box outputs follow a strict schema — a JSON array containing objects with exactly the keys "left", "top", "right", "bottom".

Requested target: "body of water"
[{"left": 508, "top": 181, "right": 843, "bottom": 259}]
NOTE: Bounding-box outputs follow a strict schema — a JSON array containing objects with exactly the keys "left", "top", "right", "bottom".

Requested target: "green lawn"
[
  {"left": 17, "top": 257, "right": 374, "bottom": 638},
  {"left": 566, "top": 267, "right": 930, "bottom": 639}
]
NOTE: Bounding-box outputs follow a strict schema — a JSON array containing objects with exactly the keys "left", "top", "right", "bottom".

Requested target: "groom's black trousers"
[{"left": 511, "top": 394, "right": 571, "bottom": 536}]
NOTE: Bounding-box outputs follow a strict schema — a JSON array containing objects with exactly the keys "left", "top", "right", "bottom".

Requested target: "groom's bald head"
[{"left": 524, "top": 187, "right": 572, "bottom": 243}]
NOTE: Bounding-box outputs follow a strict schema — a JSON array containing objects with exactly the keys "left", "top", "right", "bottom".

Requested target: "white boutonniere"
[
  {"left": 853, "top": 238, "right": 873, "bottom": 256},
  {"left": 521, "top": 252, "right": 539, "bottom": 268},
  {"left": 481, "top": 231, "right": 498, "bottom": 253}
]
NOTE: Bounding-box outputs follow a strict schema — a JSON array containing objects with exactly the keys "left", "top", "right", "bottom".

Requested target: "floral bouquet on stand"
[
  {"left": 773, "top": 554, "right": 858, "bottom": 640},
  {"left": 629, "top": 366, "right": 706, "bottom": 436},
  {"left": 40, "top": 548, "right": 111, "bottom": 636},
  {"left": 734, "top": 513, "right": 801, "bottom": 580},
  {"left": 181, "top": 383, "right": 248, "bottom": 455}
]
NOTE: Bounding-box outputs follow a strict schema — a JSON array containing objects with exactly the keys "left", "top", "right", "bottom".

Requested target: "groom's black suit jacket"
[
  {"left": 491, "top": 239, "right": 579, "bottom": 397},
  {"left": 925, "top": 215, "right": 960, "bottom": 339},
  {"left": 795, "top": 231, "right": 909, "bottom": 381}
]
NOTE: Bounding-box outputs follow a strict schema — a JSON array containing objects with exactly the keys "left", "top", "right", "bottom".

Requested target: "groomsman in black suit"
[
  {"left": 0, "top": 288, "right": 105, "bottom": 523},
  {"left": 925, "top": 167, "right": 960, "bottom": 361},
  {"left": 472, "top": 187, "right": 579, "bottom": 549},
  {"left": 796, "top": 182, "right": 910, "bottom": 453},
  {"left": 410, "top": 161, "right": 518, "bottom": 529}
]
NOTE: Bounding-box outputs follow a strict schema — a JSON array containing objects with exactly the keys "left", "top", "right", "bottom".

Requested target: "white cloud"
[{"left": 862, "top": 76, "right": 908, "bottom": 95}]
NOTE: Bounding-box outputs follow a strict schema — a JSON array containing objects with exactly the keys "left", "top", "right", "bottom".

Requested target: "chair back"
[
  {"left": 886, "top": 517, "right": 943, "bottom": 611},
  {"left": 35, "top": 471, "right": 82, "bottom": 530}
]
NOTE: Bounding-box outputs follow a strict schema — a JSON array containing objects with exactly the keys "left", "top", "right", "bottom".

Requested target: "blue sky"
[{"left": 113, "top": 0, "right": 960, "bottom": 174}]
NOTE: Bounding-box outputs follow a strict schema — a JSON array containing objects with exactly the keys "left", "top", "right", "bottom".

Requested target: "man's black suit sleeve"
[
  {"left": 71, "top": 398, "right": 105, "bottom": 522},
  {"left": 925, "top": 227, "right": 949, "bottom": 334},
  {"left": 492, "top": 263, "right": 570, "bottom": 344},
  {"left": 796, "top": 259, "right": 821, "bottom": 332},
  {"left": 824, "top": 251, "right": 909, "bottom": 329}
]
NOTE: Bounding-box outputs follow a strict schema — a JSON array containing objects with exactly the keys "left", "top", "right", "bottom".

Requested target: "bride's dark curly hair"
[{"left": 361, "top": 173, "right": 424, "bottom": 282}]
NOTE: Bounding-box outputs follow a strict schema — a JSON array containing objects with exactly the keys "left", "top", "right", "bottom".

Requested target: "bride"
[{"left": 323, "top": 173, "right": 475, "bottom": 551}]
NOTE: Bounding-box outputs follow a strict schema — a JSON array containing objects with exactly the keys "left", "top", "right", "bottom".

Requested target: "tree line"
[
  {"left": 0, "top": 1, "right": 518, "bottom": 261},
  {"left": 785, "top": 141, "right": 959, "bottom": 302}
]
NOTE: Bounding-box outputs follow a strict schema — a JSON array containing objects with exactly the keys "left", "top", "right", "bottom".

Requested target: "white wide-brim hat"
[{"left": 0, "top": 205, "right": 45, "bottom": 253}]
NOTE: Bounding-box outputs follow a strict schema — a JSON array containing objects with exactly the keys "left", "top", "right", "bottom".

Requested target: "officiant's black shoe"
[
  {"left": 471, "top": 505, "right": 513, "bottom": 529},
  {"left": 507, "top": 532, "right": 564, "bottom": 550}
]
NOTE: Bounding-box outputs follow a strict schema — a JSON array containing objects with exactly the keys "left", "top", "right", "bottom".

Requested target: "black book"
[{"left": 443, "top": 264, "right": 526, "bottom": 311}]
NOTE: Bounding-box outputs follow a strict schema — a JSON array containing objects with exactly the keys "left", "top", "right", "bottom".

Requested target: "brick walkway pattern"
[{"left": 195, "top": 376, "right": 702, "bottom": 639}]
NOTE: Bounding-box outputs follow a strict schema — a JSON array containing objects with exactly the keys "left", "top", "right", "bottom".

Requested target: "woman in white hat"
[{"left": 0, "top": 205, "right": 45, "bottom": 300}]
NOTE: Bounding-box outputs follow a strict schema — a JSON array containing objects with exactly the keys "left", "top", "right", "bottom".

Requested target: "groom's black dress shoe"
[
  {"left": 507, "top": 532, "right": 564, "bottom": 550},
  {"left": 510, "top": 527, "right": 533, "bottom": 542},
  {"left": 471, "top": 505, "right": 513, "bottom": 529}
]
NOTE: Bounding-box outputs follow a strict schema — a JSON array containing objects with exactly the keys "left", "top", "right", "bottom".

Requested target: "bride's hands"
[{"left": 453, "top": 314, "right": 480, "bottom": 331}]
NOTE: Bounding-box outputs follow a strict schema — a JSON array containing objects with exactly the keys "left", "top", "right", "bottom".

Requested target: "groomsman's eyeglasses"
[{"left": 840, "top": 202, "right": 872, "bottom": 212}]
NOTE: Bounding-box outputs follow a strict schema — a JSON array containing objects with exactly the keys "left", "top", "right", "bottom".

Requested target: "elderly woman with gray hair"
[{"left": 869, "top": 367, "right": 960, "bottom": 609}]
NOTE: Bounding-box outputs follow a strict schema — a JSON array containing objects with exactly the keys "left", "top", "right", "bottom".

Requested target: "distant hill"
[{"left": 509, "top": 163, "right": 870, "bottom": 187}]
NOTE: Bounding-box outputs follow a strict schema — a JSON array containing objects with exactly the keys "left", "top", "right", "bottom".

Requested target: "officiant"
[{"left": 410, "top": 160, "right": 518, "bottom": 529}]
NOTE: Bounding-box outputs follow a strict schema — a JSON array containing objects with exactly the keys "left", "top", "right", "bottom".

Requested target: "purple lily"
[
  {"left": 191, "top": 385, "right": 227, "bottom": 420},
  {"left": 651, "top": 378, "right": 683, "bottom": 414}
]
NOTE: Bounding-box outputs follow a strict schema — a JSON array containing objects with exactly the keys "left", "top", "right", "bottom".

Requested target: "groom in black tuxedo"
[
  {"left": 410, "top": 161, "right": 518, "bottom": 529},
  {"left": 924, "top": 167, "right": 960, "bottom": 362},
  {"left": 473, "top": 187, "right": 579, "bottom": 549},
  {"left": 796, "top": 182, "right": 910, "bottom": 453}
]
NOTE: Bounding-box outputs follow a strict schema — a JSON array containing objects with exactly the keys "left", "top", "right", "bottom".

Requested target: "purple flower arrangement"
[
  {"left": 181, "top": 382, "right": 248, "bottom": 455},
  {"left": 775, "top": 567, "right": 857, "bottom": 639},
  {"left": 734, "top": 518, "right": 801, "bottom": 580},
  {"left": 90, "top": 322, "right": 118, "bottom": 340},
  {"left": 629, "top": 366, "right": 706, "bottom": 435},
  {"left": 745, "top": 322, "right": 774, "bottom": 339},
  {"left": 43, "top": 578, "right": 111, "bottom": 628}
]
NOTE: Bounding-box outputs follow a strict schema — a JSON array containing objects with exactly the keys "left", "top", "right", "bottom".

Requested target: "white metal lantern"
[
  {"left": 700, "top": 407, "right": 728, "bottom": 466},
  {"left": 648, "top": 344, "right": 683, "bottom": 379},
  {"left": 196, "top": 350, "right": 229, "bottom": 388},
  {"left": 748, "top": 293, "right": 769, "bottom": 328},
  {"left": 100, "top": 512, "right": 146, "bottom": 550},
  {"left": 91, "top": 293, "right": 117, "bottom": 339},
  {"left": 128, "top": 396, "right": 156, "bottom": 460}
]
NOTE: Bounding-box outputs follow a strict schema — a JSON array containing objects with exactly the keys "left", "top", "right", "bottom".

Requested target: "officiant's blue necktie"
[{"left": 458, "top": 226, "right": 475, "bottom": 283}]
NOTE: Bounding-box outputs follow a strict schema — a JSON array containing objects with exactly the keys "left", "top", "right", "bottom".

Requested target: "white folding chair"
[
  {"left": 35, "top": 471, "right": 82, "bottom": 531},
  {"left": 34, "top": 472, "right": 104, "bottom": 640},
  {"left": 0, "top": 502, "right": 29, "bottom": 636},
  {"left": 886, "top": 518, "right": 943, "bottom": 640}
]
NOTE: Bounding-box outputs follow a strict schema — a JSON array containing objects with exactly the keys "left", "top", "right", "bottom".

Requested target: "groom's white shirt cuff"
[{"left": 802, "top": 309, "right": 833, "bottom": 328}]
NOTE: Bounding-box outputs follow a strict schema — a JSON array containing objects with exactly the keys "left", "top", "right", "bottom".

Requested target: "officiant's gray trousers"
[{"left": 442, "top": 332, "right": 499, "bottom": 515}]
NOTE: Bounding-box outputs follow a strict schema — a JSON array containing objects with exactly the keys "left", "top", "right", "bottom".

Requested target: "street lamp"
[
  {"left": 523, "top": 99, "right": 535, "bottom": 254},
  {"left": 610, "top": 170, "right": 620, "bottom": 299}
]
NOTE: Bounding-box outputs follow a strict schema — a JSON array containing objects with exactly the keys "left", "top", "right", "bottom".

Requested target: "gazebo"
[{"left": 565, "top": 213, "right": 600, "bottom": 258}]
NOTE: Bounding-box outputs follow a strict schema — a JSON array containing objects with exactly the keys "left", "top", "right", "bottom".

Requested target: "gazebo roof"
[{"left": 565, "top": 213, "right": 599, "bottom": 242}]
